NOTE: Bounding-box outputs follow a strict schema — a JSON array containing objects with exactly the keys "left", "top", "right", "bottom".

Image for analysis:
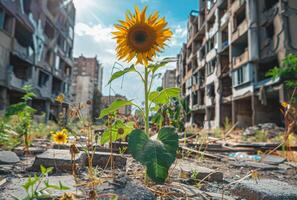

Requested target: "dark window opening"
[
  {"left": 264, "top": 0, "right": 278, "bottom": 11},
  {"left": 0, "top": 8, "right": 13, "bottom": 34},
  {"left": 45, "top": 21, "right": 55, "bottom": 39},
  {"left": 38, "top": 71, "right": 49, "bottom": 87},
  {"left": 258, "top": 58, "right": 279, "bottom": 81},
  {"left": 234, "top": 6, "right": 246, "bottom": 29},
  {"left": 200, "top": 90, "right": 205, "bottom": 105},
  {"left": 23, "top": 0, "right": 32, "bottom": 15},
  {"left": 266, "top": 23, "right": 274, "bottom": 40},
  {"left": 45, "top": 49, "right": 53, "bottom": 65},
  {"left": 15, "top": 21, "right": 33, "bottom": 47},
  {"left": 193, "top": 91, "right": 198, "bottom": 105},
  {"left": 222, "top": 76, "right": 232, "bottom": 97},
  {"left": 208, "top": 107, "right": 215, "bottom": 121},
  {"left": 207, "top": 83, "right": 215, "bottom": 98},
  {"left": 52, "top": 77, "right": 62, "bottom": 96},
  {"left": 10, "top": 55, "right": 32, "bottom": 80}
]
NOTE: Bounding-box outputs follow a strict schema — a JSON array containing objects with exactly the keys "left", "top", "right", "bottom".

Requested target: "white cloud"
[{"left": 168, "top": 23, "right": 188, "bottom": 47}]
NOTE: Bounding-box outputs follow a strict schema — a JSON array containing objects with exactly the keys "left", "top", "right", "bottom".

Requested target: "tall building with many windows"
[
  {"left": 0, "top": 0, "right": 75, "bottom": 121},
  {"left": 177, "top": 0, "right": 297, "bottom": 128},
  {"left": 162, "top": 69, "right": 177, "bottom": 89},
  {"left": 72, "top": 55, "right": 103, "bottom": 117}
]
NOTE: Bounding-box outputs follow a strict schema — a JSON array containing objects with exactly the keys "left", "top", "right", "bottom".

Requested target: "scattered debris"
[{"left": 232, "top": 179, "right": 297, "bottom": 200}]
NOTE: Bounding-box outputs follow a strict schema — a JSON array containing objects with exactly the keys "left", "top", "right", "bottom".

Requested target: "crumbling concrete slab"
[
  {"left": 230, "top": 161, "right": 279, "bottom": 170},
  {"left": 14, "top": 146, "right": 46, "bottom": 156},
  {"left": 0, "top": 151, "right": 20, "bottom": 164},
  {"left": 31, "top": 149, "right": 86, "bottom": 172},
  {"left": 90, "top": 152, "right": 127, "bottom": 169},
  {"left": 232, "top": 179, "right": 297, "bottom": 200},
  {"left": 178, "top": 159, "right": 223, "bottom": 182},
  {"left": 0, "top": 175, "right": 81, "bottom": 200},
  {"left": 261, "top": 155, "right": 286, "bottom": 165}
]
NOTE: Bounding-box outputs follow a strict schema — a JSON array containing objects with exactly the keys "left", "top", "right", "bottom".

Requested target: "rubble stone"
[
  {"left": 243, "top": 123, "right": 285, "bottom": 138},
  {"left": 31, "top": 149, "right": 86, "bottom": 172},
  {"left": 97, "top": 176, "right": 156, "bottom": 200},
  {"left": 91, "top": 152, "right": 127, "bottom": 169},
  {"left": 178, "top": 159, "right": 223, "bottom": 182},
  {"left": 232, "top": 179, "right": 297, "bottom": 200},
  {"left": 261, "top": 155, "right": 286, "bottom": 165},
  {"left": 14, "top": 146, "right": 46, "bottom": 156},
  {"left": 0, "top": 151, "right": 20, "bottom": 164}
]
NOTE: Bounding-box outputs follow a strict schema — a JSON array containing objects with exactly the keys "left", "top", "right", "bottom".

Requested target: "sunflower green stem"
[{"left": 144, "top": 67, "right": 150, "bottom": 136}]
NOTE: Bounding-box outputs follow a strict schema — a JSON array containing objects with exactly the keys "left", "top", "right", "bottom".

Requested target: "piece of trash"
[{"left": 229, "top": 152, "right": 261, "bottom": 162}]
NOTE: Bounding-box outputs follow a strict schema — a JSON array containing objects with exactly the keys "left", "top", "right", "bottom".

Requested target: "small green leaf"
[
  {"left": 108, "top": 64, "right": 135, "bottom": 84},
  {"left": 149, "top": 88, "right": 181, "bottom": 105},
  {"left": 40, "top": 165, "right": 46, "bottom": 174},
  {"left": 99, "top": 99, "right": 133, "bottom": 119},
  {"left": 128, "top": 127, "right": 178, "bottom": 183}
]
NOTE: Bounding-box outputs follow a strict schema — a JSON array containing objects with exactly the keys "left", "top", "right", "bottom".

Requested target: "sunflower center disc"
[{"left": 134, "top": 31, "right": 147, "bottom": 44}]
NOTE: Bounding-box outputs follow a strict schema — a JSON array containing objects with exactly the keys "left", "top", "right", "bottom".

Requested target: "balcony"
[
  {"left": 220, "top": 12, "right": 230, "bottom": 28},
  {"left": 232, "top": 49, "right": 249, "bottom": 69},
  {"left": 12, "top": 39, "right": 34, "bottom": 63},
  {"left": 230, "top": 0, "right": 246, "bottom": 14},
  {"left": 232, "top": 19, "right": 248, "bottom": 42}
]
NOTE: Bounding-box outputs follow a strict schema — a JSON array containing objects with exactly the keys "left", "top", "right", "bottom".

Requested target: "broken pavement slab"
[
  {"left": 230, "top": 161, "right": 279, "bottom": 170},
  {"left": 178, "top": 159, "right": 223, "bottom": 182},
  {"left": 0, "top": 175, "right": 82, "bottom": 200},
  {"left": 232, "top": 179, "right": 297, "bottom": 200},
  {"left": 31, "top": 149, "right": 86, "bottom": 172},
  {"left": 91, "top": 152, "right": 127, "bottom": 169},
  {"left": 0, "top": 151, "right": 20, "bottom": 164},
  {"left": 261, "top": 155, "right": 286, "bottom": 165}
]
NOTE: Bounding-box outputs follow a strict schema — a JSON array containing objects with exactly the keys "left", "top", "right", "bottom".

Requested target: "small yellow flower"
[
  {"left": 52, "top": 130, "right": 68, "bottom": 144},
  {"left": 55, "top": 94, "right": 65, "bottom": 104},
  {"left": 281, "top": 102, "right": 289, "bottom": 108},
  {"left": 251, "top": 170, "right": 260, "bottom": 183},
  {"left": 59, "top": 192, "right": 76, "bottom": 200}
]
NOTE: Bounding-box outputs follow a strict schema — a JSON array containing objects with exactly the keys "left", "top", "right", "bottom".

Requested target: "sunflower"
[
  {"left": 112, "top": 6, "right": 172, "bottom": 66},
  {"left": 55, "top": 94, "right": 65, "bottom": 104},
  {"left": 53, "top": 130, "right": 68, "bottom": 144}
]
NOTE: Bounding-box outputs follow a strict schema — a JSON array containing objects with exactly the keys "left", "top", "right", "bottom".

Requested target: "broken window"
[
  {"left": 38, "top": 71, "right": 49, "bottom": 87},
  {"left": 234, "top": 5, "right": 246, "bottom": 30},
  {"left": 265, "top": 23, "right": 275, "bottom": 40},
  {"left": 45, "top": 21, "right": 55, "bottom": 39},
  {"left": 10, "top": 55, "right": 32, "bottom": 80},
  {"left": 22, "top": 0, "right": 32, "bottom": 15},
  {"left": 264, "top": 0, "right": 278, "bottom": 11},
  {"left": 193, "top": 91, "right": 198, "bottom": 105},
  {"left": 232, "top": 64, "right": 250, "bottom": 86},
  {"left": 207, "top": 83, "right": 215, "bottom": 97},
  {"left": 207, "top": 37, "right": 215, "bottom": 53},
  {"left": 258, "top": 58, "right": 279, "bottom": 82},
  {"left": 15, "top": 21, "right": 33, "bottom": 48},
  {"left": 206, "top": 59, "right": 216, "bottom": 76},
  {"left": 45, "top": 49, "right": 53, "bottom": 65},
  {"left": 0, "top": 8, "right": 13, "bottom": 34}
]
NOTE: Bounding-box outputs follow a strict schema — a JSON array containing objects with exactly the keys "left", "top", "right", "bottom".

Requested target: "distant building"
[
  {"left": 0, "top": 0, "right": 75, "bottom": 121},
  {"left": 101, "top": 95, "right": 132, "bottom": 116},
  {"left": 162, "top": 69, "right": 176, "bottom": 89},
  {"left": 72, "top": 55, "right": 103, "bottom": 116}
]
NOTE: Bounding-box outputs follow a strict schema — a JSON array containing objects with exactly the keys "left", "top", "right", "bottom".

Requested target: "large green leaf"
[
  {"left": 99, "top": 99, "right": 132, "bottom": 119},
  {"left": 100, "top": 120, "right": 134, "bottom": 145},
  {"left": 128, "top": 127, "right": 178, "bottom": 183},
  {"left": 149, "top": 87, "right": 181, "bottom": 105},
  {"left": 108, "top": 64, "right": 135, "bottom": 85}
]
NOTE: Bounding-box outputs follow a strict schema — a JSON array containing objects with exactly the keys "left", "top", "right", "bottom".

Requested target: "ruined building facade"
[
  {"left": 72, "top": 55, "right": 103, "bottom": 117},
  {"left": 0, "top": 0, "right": 75, "bottom": 120},
  {"left": 177, "top": 0, "right": 297, "bottom": 128}
]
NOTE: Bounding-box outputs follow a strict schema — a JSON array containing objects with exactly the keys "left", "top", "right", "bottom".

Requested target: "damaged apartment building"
[
  {"left": 177, "top": 0, "right": 297, "bottom": 128},
  {"left": 0, "top": 0, "right": 75, "bottom": 121}
]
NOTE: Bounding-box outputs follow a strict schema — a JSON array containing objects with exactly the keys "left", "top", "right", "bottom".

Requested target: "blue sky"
[{"left": 73, "top": 0, "right": 198, "bottom": 105}]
